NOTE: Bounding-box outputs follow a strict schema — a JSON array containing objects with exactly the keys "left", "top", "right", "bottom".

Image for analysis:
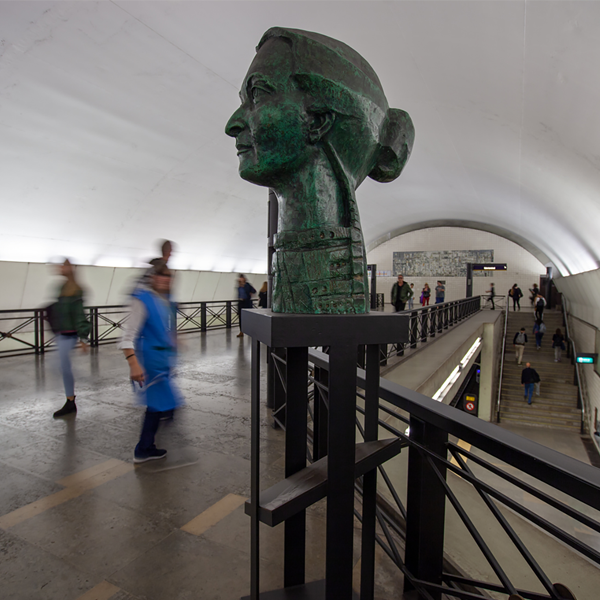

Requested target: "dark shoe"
[
  {"left": 134, "top": 446, "right": 167, "bottom": 464},
  {"left": 53, "top": 398, "right": 77, "bottom": 418},
  {"left": 236, "top": 332, "right": 244, "bottom": 338},
  {"left": 159, "top": 409, "right": 174, "bottom": 422}
]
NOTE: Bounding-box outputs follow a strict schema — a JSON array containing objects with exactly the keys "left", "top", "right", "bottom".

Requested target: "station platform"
[{"left": 0, "top": 319, "right": 598, "bottom": 599}]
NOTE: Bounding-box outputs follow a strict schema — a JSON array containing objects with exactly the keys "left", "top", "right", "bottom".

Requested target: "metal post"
[
  {"left": 410, "top": 311, "right": 418, "bottom": 349},
  {"left": 201, "top": 302, "right": 207, "bottom": 332},
  {"left": 421, "top": 310, "right": 428, "bottom": 343},
  {"left": 360, "top": 344, "right": 381, "bottom": 600},
  {"left": 466, "top": 263, "right": 473, "bottom": 297},
  {"left": 404, "top": 417, "right": 448, "bottom": 600},
  {"left": 40, "top": 312, "right": 45, "bottom": 354},
  {"left": 34, "top": 310, "right": 40, "bottom": 355},
  {"left": 326, "top": 344, "right": 357, "bottom": 600},
  {"left": 313, "top": 366, "right": 329, "bottom": 461},
  {"left": 226, "top": 301, "right": 232, "bottom": 329},
  {"left": 250, "top": 337, "right": 261, "bottom": 600},
  {"left": 284, "top": 346, "right": 308, "bottom": 587},
  {"left": 272, "top": 348, "right": 286, "bottom": 429}
]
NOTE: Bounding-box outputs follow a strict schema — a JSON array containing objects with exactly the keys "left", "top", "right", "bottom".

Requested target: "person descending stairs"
[{"left": 499, "top": 308, "right": 580, "bottom": 431}]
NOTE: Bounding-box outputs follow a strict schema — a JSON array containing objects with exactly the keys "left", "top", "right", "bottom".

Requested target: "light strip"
[{"left": 431, "top": 337, "right": 482, "bottom": 403}]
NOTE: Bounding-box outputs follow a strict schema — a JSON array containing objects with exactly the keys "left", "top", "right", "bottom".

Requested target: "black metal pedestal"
[{"left": 241, "top": 309, "right": 408, "bottom": 600}]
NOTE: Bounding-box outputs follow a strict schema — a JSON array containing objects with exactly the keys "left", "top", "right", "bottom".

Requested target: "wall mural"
[{"left": 392, "top": 250, "right": 494, "bottom": 277}]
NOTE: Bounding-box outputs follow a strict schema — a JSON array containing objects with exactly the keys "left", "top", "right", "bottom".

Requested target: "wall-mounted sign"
[
  {"left": 472, "top": 263, "right": 508, "bottom": 271},
  {"left": 576, "top": 353, "right": 597, "bottom": 364},
  {"left": 463, "top": 394, "right": 478, "bottom": 414}
]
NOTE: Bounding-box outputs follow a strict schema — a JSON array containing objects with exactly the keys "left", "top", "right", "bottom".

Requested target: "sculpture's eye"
[{"left": 251, "top": 87, "right": 268, "bottom": 103}]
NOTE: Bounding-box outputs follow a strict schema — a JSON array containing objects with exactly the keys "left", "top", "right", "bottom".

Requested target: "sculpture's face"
[{"left": 225, "top": 38, "right": 310, "bottom": 187}]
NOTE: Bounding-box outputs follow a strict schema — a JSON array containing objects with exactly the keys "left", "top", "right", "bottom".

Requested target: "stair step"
[
  {"left": 244, "top": 438, "right": 403, "bottom": 527},
  {"left": 499, "top": 413, "right": 580, "bottom": 431}
]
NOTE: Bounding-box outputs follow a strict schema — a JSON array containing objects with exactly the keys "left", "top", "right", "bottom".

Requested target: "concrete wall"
[
  {"left": 367, "top": 227, "right": 546, "bottom": 304},
  {"left": 0, "top": 260, "right": 268, "bottom": 310},
  {"left": 555, "top": 268, "right": 600, "bottom": 440}
]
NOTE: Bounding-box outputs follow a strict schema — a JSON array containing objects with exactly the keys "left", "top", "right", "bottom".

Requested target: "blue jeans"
[
  {"left": 524, "top": 383, "right": 534, "bottom": 404},
  {"left": 435, "top": 297, "right": 444, "bottom": 304},
  {"left": 535, "top": 333, "right": 543, "bottom": 348},
  {"left": 57, "top": 334, "right": 78, "bottom": 397},
  {"left": 408, "top": 298, "right": 414, "bottom": 310}
]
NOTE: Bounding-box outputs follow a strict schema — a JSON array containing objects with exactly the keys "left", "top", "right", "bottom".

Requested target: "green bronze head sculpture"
[{"left": 225, "top": 27, "right": 414, "bottom": 314}]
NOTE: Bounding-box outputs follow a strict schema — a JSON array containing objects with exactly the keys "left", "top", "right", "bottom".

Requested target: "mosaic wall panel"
[{"left": 392, "top": 250, "right": 494, "bottom": 277}]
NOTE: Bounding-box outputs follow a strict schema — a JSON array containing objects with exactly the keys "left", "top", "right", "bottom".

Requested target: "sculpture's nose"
[{"left": 225, "top": 107, "right": 246, "bottom": 138}]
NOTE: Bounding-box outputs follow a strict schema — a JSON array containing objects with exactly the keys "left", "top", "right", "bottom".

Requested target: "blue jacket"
[{"left": 132, "top": 288, "right": 182, "bottom": 412}]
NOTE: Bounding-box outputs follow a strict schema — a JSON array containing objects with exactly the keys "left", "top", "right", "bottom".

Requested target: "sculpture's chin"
[{"left": 239, "top": 166, "right": 272, "bottom": 188}]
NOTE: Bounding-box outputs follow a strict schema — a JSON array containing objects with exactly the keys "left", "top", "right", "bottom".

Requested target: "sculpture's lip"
[{"left": 236, "top": 143, "right": 253, "bottom": 156}]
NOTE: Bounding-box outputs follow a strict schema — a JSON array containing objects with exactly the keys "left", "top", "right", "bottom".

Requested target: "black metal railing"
[
  {"left": 495, "top": 301, "right": 510, "bottom": 422},
  {"left": 0, "top": 300, "right": 253, "bottom": 358},
  {"left": 562, "top": 299, "right": 586, "bottom": 434},
  {"left": 269, "top": 346, "right": 600, "bottom": 600},
  {"left": 378, "top": 296, "right": 482, "bottom": 366}
]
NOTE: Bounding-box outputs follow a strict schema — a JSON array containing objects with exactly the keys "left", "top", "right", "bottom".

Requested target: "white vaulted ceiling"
[{"left": 1, "top": 1, "right": 600, "bottom": 276}]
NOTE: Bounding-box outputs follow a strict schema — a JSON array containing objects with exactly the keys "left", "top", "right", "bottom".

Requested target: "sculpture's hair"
[{"left": 257, "top": 27, "right": 415, "bottom": 184}]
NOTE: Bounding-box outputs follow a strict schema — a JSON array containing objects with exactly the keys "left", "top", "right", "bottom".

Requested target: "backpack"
[
  {"left": 539, "top": 322, "right": 546, "bottom": 334},
  {"left": 516, "top": 332, "right": 526, "bottom": 344},
  {"left": 536, "top": 297, "right": 545, "bottom": 309}
]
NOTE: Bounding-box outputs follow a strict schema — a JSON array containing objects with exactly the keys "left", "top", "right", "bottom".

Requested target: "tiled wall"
[
  {"left": 367, "top": 227, "right": 547, "bottom": 305},
  {"left": 0, "top": 260, "right": 268, "bottom": 310}
]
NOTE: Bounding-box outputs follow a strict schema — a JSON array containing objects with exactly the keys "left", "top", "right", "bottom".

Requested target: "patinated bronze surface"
[{"left": 226, "top": 27, "right": 414, "bottom": 314}]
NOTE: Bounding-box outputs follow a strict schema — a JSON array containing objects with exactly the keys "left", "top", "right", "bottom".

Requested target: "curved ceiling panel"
[{"left": 1, "top": 1, "right": 599, "bottom": 276}]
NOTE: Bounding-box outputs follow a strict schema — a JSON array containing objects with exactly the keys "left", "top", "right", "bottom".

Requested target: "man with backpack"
[
  {"left": 534, "top": 294, "right": 546, "bottom": 321},
  {"left": 513, "top": 327, "right": 528, "bottom": 365},
  {"left": 521, "top": 362, "right": 540, "bottom": 405}
]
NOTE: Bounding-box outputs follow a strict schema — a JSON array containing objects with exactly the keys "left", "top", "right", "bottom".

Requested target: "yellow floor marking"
[
  {"left": 181, "top": 493, "right": 247, "bottom": 536},
  {"left": 75, "top": 581, "right": 121, "bottom": 600},
  {"left": 57, "top": 458, "right": 124, "bottom": 487},
  {"left": 0, "top": 461, "right": 133, "bottom": 530},
  {"left": 450, "top": 439, "right": 472, "bottom": 468}
]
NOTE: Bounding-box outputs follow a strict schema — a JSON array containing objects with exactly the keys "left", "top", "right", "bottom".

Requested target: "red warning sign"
[{"left": 465, "top": 401, "right": 475, "bottom": 412}]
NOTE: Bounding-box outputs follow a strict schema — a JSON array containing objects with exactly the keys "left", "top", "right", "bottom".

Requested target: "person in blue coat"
[{"left": 121, "top": 261, "right": 183, "bottom": 463}]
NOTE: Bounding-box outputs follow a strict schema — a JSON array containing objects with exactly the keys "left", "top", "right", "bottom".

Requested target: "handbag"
[{"left": 44, "top": 302, "right": 60, "bottom": 334}]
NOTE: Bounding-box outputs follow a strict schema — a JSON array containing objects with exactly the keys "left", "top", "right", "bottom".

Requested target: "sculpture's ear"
[
  {"left": 369, "top": 109, "right": 415, "bottom": 183},
  {"left": 307, "top": 109, "right": 335, "bottom": 144}
]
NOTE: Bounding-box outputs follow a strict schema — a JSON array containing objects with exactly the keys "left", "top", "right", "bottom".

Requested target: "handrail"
[
  {"left": 0, "top": 299, "right": 255, "bottom": 358},
  {"left": 495, "top": 304, "right": 509, "bottom": 422},
  {"left": 562, "top": 298, "right": 587, "bottom": 434},
  {"left": 301, "top": 345, "right": 600, "bottom": 599}
]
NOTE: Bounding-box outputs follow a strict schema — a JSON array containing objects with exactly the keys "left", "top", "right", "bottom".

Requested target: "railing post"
[
  {"left": 92, "top": 308, "right": 99, "bottom": 347},
  {"left": 312, "top": 366, "right": 329, "bottom": 460},
  {"left": 39, "top": 311, "right": 45, "bottom": 354},
  {"left": 404, "top": 417, "right": 448, "bottom": 600},
  {"left": 438, "top": 305, "right": 444, "bottom": 333},
  {"left": 226, "top": 301, "right": 232, "bottom": 329},
  {"left": 34, "top": 310, "right": 40, "bottom": 355},
  {"left": 421, "top": 310, "right": 428, "bottom": 343},
  {"left": 410, "top": 311, "right": 418, "bottom": 349},
  {"left": 201, "top": 302, "right": 207, "bottom": 332}
]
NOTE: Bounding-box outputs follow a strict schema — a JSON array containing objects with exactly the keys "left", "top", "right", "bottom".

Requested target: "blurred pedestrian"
[
  {"left": 513, "top": 327, "right": 527, "bottom": 365},
  {"left": 552, "top": 328, "right": 566, "bottom": 362},
  {"left": 533, "top": 318, "right": 546, "bottom": 350},
  {"left": 485, "top": 282, "right": 495, "bottom": 310},
  {"left": 509, "top": 284, "right": 523, "bottom": 311},
  {"left": 529, "top": 283, "right": 539, "bottom": 306},
  {"left": 521, "top": 362, "right": 540, "bottom": 405},
  {"left": 422, "top": 283, "right": 431, "bottom": 306},
  {"left": 435, "top": 281, "right": 445, "bottom": 304},
  {"left": 391, "top": 274, "right": 412, "bottom": 312},
  {"left": 258, "top": 281, "right": 268, "bottom": 308},
  {"left": 534, "top": 294, "right": 546, "bottom": 321},
  {"left": 407, "top": 283, "right": 415, "bottom": 310},
  {"left": 236, "top": 274, "right": 256, "bottom": 338},
  {"left": 50, "top": 260, "right": 91, "bottom": 417},
  {"left": 120, "top": 261, "right": 182, "bottom": 463}
]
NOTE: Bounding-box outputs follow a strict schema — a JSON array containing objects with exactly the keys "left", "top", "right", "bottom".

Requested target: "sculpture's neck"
[{"left": 274, "top": 153, "right": 346, "bottom": 233}]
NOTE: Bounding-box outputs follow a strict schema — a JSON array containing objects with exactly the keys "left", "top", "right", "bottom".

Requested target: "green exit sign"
[{"left": 576, "top": 354, "right": 597, "bottom": 364}]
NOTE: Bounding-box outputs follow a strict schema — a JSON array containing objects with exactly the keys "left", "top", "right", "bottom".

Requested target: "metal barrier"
[
  {"left": 0, "top": 300, "right": 253, "bottom": 358},
  {"left": 379, "top": 296, "right": 482, "bottom": 365},
  {"left": 269, "top": 346, "right": 600, "bottom": 599},
  {"left": 495, "top": 303, "right": 510, "bottom": 422},
  {"left": 562, "top": 299, "right": 586, "bottom": 434}
]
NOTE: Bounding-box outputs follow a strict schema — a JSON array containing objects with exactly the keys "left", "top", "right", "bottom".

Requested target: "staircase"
[{"left": 499, "top": 308, "right": 581, "bottom": 431}]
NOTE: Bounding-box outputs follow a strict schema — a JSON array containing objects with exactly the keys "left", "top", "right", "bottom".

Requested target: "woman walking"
[
  {"left": 422, "top": 283, "right": 431, "bottom": 306},
  {"left": 510, "top": 284, "right": 523, "bottom": 311},
  {"left": 121, "top": 261, "right": 183, "bottom": 463},
  {"left": 51, "top": 260, "right": 90, "bottom": 418},
  {"left": 552, "top": 328, "right": 566, "bottom": 362}
]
